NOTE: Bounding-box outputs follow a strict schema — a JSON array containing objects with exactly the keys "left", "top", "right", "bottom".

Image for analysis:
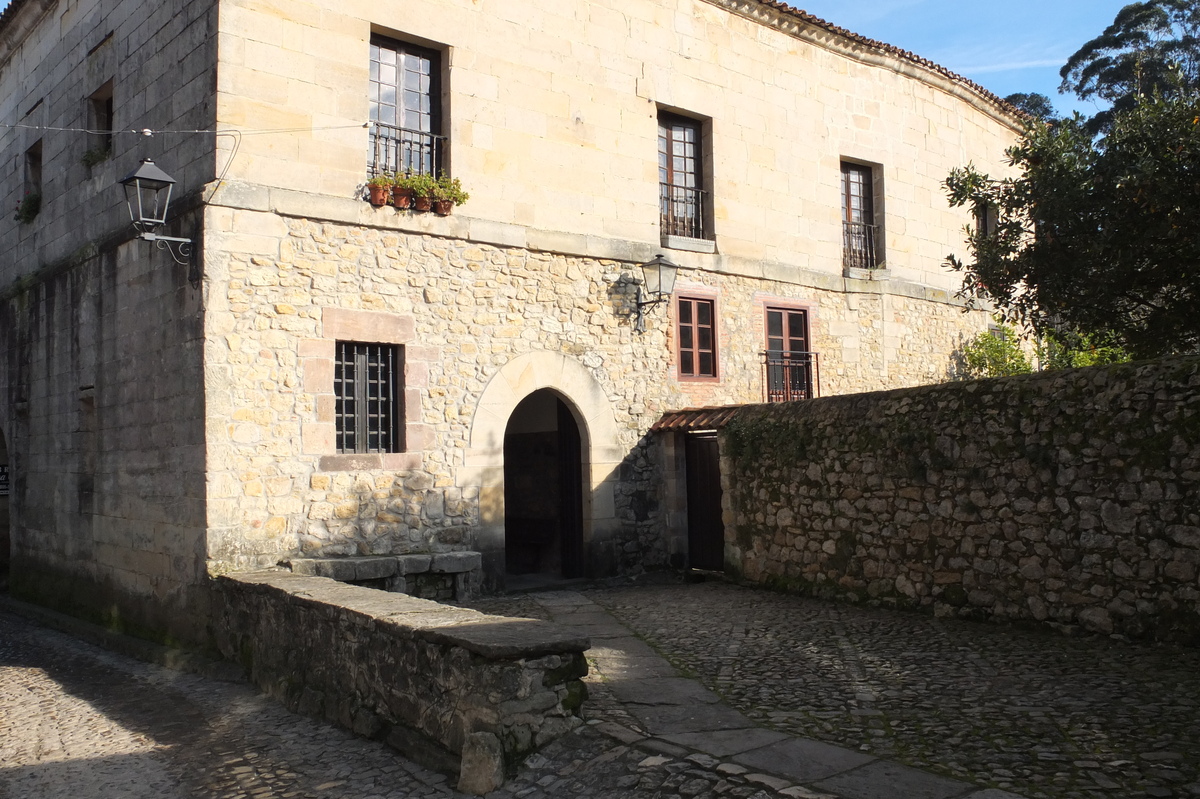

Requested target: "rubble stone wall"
[
  {"left": 723, "top": 356, "right": 1200, "bottom": 644},
  {"left": 213, "top": 571, "right": 588, "bottom": 780},
  {"left": 203, "top": 204, "right": 993, "bottom": 585}
]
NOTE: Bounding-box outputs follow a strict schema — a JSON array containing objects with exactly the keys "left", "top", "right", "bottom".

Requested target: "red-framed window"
[{"left": 677, "top": 297, "right": 717, "bottom": 378}]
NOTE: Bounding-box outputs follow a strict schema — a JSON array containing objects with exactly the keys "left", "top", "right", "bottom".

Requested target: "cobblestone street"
[
  {"left": 472, "top": 579, "right": 1200, "bottom": 799},
  {"left": 3, "top": 578, "right": 1199, "bottom": 799}
]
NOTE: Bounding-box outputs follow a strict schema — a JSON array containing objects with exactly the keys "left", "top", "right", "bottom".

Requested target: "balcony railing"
[
  {"left": 762, "top": 351, "right": 820, "bottom": 403},
  {"left": 368, "top": 122, "right": 446, "bottom": 178},
  {"left": 843, "top": 221, "right": 880, "bottom": 270},
  {"left": 660, "top": 183, "right": 707, "bottom": 240}
]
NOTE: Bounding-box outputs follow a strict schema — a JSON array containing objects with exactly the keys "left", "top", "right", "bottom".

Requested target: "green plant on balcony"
[
  {"left": 81, "top": 147, "right": 111, "bottom": 168},
  {"left": 14, "top": 192, "right": 41, "bottom": 224}
]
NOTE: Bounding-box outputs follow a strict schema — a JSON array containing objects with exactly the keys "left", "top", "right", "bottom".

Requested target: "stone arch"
[{"left": 463, "top": 352, "right": 623, "bottom": 589}]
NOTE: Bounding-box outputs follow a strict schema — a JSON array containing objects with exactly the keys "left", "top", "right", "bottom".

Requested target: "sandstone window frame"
[
  {"left": 368, "top": 32, "right": 447, "bottom": 178},
  {"left": 676, "top": 295, "right": 719, "bottom": 381},
  {"left": 840, "top": 159, "right": 886, "bottom": 273},
  {"left": 658, "top": 109, "right": 715, "bottom": 253},
  {"left": 334, "top": 341, "right": 404, "bottom": 455}
]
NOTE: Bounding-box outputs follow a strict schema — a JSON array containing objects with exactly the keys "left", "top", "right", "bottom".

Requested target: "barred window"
[{"left": 334, "top": 342, "right": 403, "bottom": 454}]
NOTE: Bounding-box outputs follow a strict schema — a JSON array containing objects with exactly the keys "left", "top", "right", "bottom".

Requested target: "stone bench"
[
  {"left": 213, "top": 571, "right": 589, "bottom": 794},
  {"left": 286, "top": 551, "right": 482, "bottom": 600}
]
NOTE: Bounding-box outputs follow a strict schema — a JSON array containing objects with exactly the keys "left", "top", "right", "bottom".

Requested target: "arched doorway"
[
  {"left": 0, "top": 426, "right": 9, "bottom": 591},
  {"left": 503, "top": 390, "right": 584, "bottom": 586}
]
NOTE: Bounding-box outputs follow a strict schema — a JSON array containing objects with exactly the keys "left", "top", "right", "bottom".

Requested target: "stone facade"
[
  {"left": 721, "top": 356, "right": 1200, "bottom": 644},
  {"left": 1, "top": 0, "right": 1021, "bottom": 640}
]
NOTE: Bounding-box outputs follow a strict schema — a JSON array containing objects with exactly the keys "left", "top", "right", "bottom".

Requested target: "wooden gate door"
[{"left": 685, "top": 433, "right": 725, "bottom": 571}]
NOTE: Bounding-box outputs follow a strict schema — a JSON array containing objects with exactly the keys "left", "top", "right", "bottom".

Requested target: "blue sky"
[{"left": 795, "top": 0, "right": 1130, "bottom": 117}]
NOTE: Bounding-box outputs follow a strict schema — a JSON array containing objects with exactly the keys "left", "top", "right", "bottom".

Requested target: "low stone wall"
[
  {"left": 213, "top": 572, "right": 588, "bottom": 792},
  {"left": 722, "top": 356, "right": 1200, "bottom": 644}
]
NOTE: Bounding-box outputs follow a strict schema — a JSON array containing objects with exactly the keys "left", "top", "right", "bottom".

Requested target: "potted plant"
[
  {"left": 408, "top": 172, "right": 437, "bottom": 212},
  {"left": 366, "top": 173, "right": 393, "bottom": 206},
  {"left": 431, "top": 174, "right": 469, "bottom": 216},
  {"left": 391, "top": 172, "right": 420, "bottom": 209}
]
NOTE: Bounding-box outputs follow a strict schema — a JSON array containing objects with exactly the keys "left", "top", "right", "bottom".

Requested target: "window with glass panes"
[
  {"left": 369, "top": 36, "right": 441, "bottom": 176},
  {"left": 658, "top": 114, "right": 706, "bottom": 239},
  {"left": 334, "top": 342, "right": 403, "bottom": 454},
  {"left": 677, "top": 298, "right": 717, "bottom": 378}
]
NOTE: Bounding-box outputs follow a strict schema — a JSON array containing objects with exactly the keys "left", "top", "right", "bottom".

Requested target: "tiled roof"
[{"left": 650, "top": 405, "right": 749, "bottom": 432}]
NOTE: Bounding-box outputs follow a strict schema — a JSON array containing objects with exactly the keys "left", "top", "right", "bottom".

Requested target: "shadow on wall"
[{"left": 0, "top": 423, "right": 9, "bottom": 591}]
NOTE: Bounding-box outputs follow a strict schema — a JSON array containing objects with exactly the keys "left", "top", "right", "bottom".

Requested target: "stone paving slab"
[
  {"left": 661, "top": 728, "right": 790, "bottom": 757},
  {"left": 607, "top": 676, "right": 723, "bottom": 706},
  {"left": 812, "top": 760, "right": 973, "bottom": 799},
  {"left": 733, "top": 738, "right": 876, "bottom": 784}
]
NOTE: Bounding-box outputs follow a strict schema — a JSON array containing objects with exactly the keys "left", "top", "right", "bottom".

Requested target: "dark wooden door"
[{"left": 685, "top": 433, "right": 725, "bottom": 571}]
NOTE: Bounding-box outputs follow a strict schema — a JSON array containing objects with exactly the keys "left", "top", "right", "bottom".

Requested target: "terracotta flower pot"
[
  {"left": 413, "top": 194, "right": 433, "bottom": 212},
  {"left": 392, "top": 187, "right": 414, "bottom": 209},
  {"left": 368, "top": 185, "right": 390, "bottom": 206},
  {"left": 433, "top": 199, "right": 454, "bottom": 216}
]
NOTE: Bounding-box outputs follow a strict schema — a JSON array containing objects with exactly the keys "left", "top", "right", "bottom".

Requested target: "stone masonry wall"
[
  {"left": 723, "top": 356, "right": 1200, "bottom": 644},
  {"left": 213, "top": 571, "right": 588, "bottom": 783},
  {"left": 203, "top": 207, "right": 992, "bottom": 581}
]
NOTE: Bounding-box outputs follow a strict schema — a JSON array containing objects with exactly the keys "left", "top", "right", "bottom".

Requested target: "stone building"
[{"left": 0, "top": 0, "right": 1021, "bottom": 644}]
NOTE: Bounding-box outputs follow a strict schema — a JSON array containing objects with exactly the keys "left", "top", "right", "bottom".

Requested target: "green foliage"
[
  {"left": 13, "top": 192, "right": 40, "bottom": 224},
  {"left": 396, "top": 171, "right": 437, "bottom": 196},
  {"left": 1004, "top": 92, "right": 1059, "bottom": 121},
  {"left": 944, "top": 93, "right": 1200, "bottom": 359},
  {"left": 1037, "top": 330, "right": 1132, "bottom": 370},
  {"left": 80, "top": 147, "right": 111, "bottom": 168},
  {"left": 1060, "top": 0, "right": 1200, "bottom": 132},
  {"left": 958, "top": 326, "right": 1032, "bottom": 379},
  {"left": 366, "top": 172, "right": 393, "bottom": 188},
  {"left": 432, "top": 173, "right": 469, "bottom": 205}
]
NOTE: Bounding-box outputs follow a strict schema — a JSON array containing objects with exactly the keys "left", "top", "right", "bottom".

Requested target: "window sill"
[
  {"left": 844, "top": 266, "right": 891, "bottom": 281},
  {"left": 661, "top": 235, "right": 716, "bottom": 254},
  {"left": 318, "top": 452, "right": 419, "bottom": 472}
]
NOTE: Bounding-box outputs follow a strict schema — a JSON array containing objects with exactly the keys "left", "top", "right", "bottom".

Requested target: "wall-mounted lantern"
[
  {"left": 634, "top": 254, "right": 679, "bottom": 333},
  {"left": 119, "top": 158, "right": 197, "bottom": 286}
]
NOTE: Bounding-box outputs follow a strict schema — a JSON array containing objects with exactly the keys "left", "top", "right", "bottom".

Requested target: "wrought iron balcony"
[
  {"left": 368, "top": 122, "right": 446, "bottom": 178},
  {"left": 762, "top": 351, "right": 820, "bottom": 403},
  {"left": 843, "top": 221, "right": 880, "bottom": 270},
  {"left": 660, "top": 183, "right": 708, "bottom": 240}
]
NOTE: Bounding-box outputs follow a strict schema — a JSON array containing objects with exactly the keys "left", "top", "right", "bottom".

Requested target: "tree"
[
  {"left": 957, "top": 325, "right": 1032, "bottom": 379},
  {"left": 1003, "top": 92, "right": 1058, "bottom": 121},
  {"left": 944, "top": 93, "right": 1200, "bottom": 360},
  {"left": 1060, "top": 0, "right": 1200, "bottom": 131}
]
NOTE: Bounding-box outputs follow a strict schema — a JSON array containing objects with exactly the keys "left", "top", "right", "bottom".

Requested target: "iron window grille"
[
  {"left": 658, "top": 113, "right": 709, "bottom": 240},
  {"left": 763, "top": 307, "right": 818, "bottom": 401},
  {"left": 335, "top": 342, "right": 403, "bottom": 454},
  {"left": 369, "top": 36, "right": 444, "bottom": 178},
  {"left": 841, "top": 162, "right": 881, "bottom": 269}
]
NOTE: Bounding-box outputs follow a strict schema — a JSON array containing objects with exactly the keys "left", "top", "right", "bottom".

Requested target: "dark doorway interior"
[
  {"left": 0, "top": 428, "right": 9, "bottom": 591},
  {"left": 503, "top": 391, "right": 584, "bottom": 582},
  {"left": 685, "top": 432, "right": 724, "bottom": 571}
]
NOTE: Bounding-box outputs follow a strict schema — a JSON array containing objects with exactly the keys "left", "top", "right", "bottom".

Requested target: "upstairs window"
[
  {"left": 841, "top": 161, "right": 881, "bottom": 270},
  {"left": 677, "top": 297, "right": 718, "bottom": 379},
  {"left": 369, "top": 35, "right": 443, "bottom": 178},
  {"left": 658, "top": 113, "right": 709, "bottom": 242},
  {"left": 763, "top": 307, "right": 817, "bottom": 402},
  {"left": 87, "top": 80, "right": 115, "bottom": 157},
  {"left": 334, "top": 342, "right": 403, "bottom": 454}
]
